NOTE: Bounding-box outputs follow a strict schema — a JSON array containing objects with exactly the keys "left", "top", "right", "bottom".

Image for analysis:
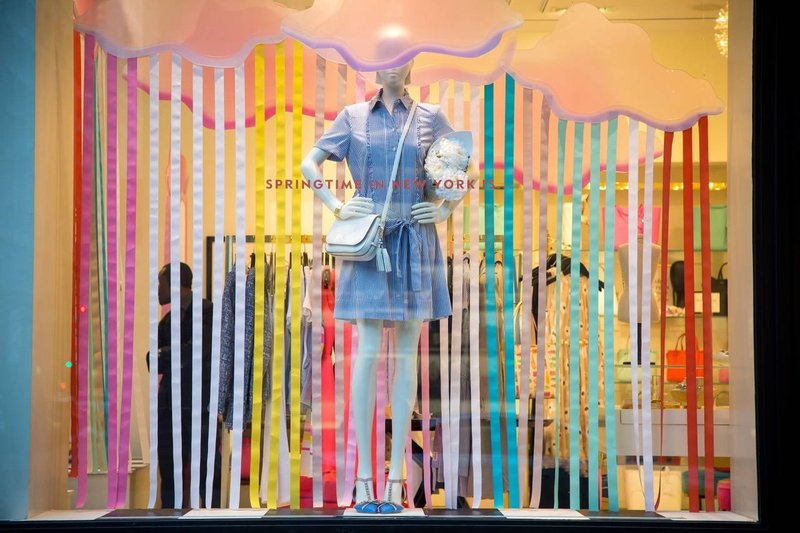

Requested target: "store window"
[{"left": 11, "top": 0, "right": 760, "bottom": 526}]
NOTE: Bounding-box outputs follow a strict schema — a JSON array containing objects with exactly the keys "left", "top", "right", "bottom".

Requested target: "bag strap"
[
  {"left": 379, "top": 101, "right": 418, "bottom": 234},
  {"left": 717, "top": 262, "right": 728, "bottom": 280}
]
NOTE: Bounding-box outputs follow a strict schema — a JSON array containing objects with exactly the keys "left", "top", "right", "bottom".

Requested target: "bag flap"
[{"left": 326, "top": 215, "right": 379, "bottom": 246}]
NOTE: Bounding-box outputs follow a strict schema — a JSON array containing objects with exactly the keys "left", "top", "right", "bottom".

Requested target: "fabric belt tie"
[{"left": 384, "top": 218, "right": 423, "bottom": 292}]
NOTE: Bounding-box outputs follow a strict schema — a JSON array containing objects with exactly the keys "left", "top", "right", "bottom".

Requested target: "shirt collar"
[{"left": 368, "top": 88, "right": 414, "bottom": 112}]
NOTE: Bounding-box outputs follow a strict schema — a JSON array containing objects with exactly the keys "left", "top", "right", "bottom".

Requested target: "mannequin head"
[{"left": 375, "top": 60, "right": 413, "bottom": 89}]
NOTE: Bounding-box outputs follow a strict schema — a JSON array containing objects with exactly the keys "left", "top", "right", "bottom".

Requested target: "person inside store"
[
  {"left": 301, "top": 60, "right": 470, "bottom": 513},
  {"left": 146, "top": 262, "right": 220, "bottom": 508}
]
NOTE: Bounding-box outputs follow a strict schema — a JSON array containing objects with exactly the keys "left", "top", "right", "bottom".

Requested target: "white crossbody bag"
[{"left": 324, "top": 101, "right": 418, "bottom": 273}]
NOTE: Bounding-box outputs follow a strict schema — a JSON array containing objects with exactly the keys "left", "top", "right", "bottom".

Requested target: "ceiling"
[{"left": 509, "top": 0, "right": 727, "bottom": 21}]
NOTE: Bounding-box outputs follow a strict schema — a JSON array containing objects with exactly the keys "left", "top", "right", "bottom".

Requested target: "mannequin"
[
  {"left": 300, "top": 61, "right": 470, "bottom": 512},
  {"left": 617, "top": 235, "right": 661, "bottom": 324}
]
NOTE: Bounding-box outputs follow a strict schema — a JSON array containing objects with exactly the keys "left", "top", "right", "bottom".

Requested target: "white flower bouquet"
[{"left": 424, "top": 131, "right": 473, "bottom": 202}]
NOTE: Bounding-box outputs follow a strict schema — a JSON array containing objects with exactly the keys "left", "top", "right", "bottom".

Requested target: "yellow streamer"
[
  {"left": 250, "top": 45, "right": 266, "bottom": 509},
  {"left": 267, "top": 41, "right": 286, "bottom": 510},
  {"left": 290, "top": 39, "right": 303, "bottom": 510}
]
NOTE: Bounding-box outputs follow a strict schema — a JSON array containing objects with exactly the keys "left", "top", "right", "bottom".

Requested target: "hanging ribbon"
[
  {"left": 249, "top": 44, "right": 266, "bottom": 509},
  {"left": 168, "top": 55, "right": 185, "bottom": 508},
  {"left": 449, "top": 80, "right": 465, "bottom": 511},
  {"left": 518, "top": 87, "right": 533, "bottom": 508},
  {"left": 189, "top": 61, "right": 204, "bottom": 509},
  {"left": 76, "top": 33, "right": 96, "bottom": 509},
  {"left": 502, "top": 73, "right": 521, "bottom": 509},
  {"left": 290, "top": 40, "right": 303, "bottom": 509},
  {"left": 205, "top": 66, "right": 225, "bottom": 508},
  {"left": 626, "top": 119, "right": 643, "bottom": 507},
  {"left": 467, "top": 84, "right": 482, "bottom": 508},
  {"left": 682, "top": 126, "right": 700, "bottom": 512},
  {"left": 587, "top": 122, "right": 601, "bottom": 511},
  {"left": 70, "top": 30, "right": 82, "bottom": 482},
  {"left": 603, "top": 118, "right": 620, "bottom": 511},
  {"left": 698, "top": 116, "right": 716, "bottom": 508},
  {"left": 105, "top": 52, "right": 120, "bottom": 509},
  {"left": 115, "top": 56, "right": 137, "bottom": 508},
  {"left": 146, "top": 52, "right": 160, "bottom": 509},
  {"left": 640, "top": 126, "right": 656, "bottom": 511},
  {"left": 268, "top": 42, "right": 287, "bottom": 510},
  {"left": 568, "top": 122, "right": 584, "bottom": 510},
  {"left": 229, "top": 62, "right": 247, "bottom": 510},
  {"left": 483, "top": 82, "right": 503, "bottom": 507},
  {"left": 552, "top": 118, "right": 567, "bottom": 508},
  {"left": 343, "top": 322, "right": 357, "bottom": 504},
  {"left": 310, "top": 53, "right": 325, "bottom": 509},
  {"left": 656, "top": 131, "right": 674, "bottom": 511},
  {"left": 530, "top": 97, "right": 550, "bottom": 509}
]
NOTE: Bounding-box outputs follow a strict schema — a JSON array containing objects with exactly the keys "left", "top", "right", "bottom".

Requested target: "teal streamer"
[
  {"left": 603, "top": 118, "right": 620, "bottom": 511},
  {"left": 553, "top": 119, "right": 567, "bottom": 508},
  {"left": 92, "top": 65, "right": 110, "bottom": 456},
  {"left": 483, "top": 83, "right": 504, "bottom": 507},
  {"left": 568, "top": 122, "right": 584, "bottom": 510},
  {"left": 502, "top": 73, "right": 520, "bottom": 508},
  {"left": 587, "top": 123, "right": 601, "bottom": 510}
]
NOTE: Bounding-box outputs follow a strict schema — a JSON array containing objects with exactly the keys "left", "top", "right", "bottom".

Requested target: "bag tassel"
[{"left": 376, "top": 244, "right": 392, "bottom": 272}]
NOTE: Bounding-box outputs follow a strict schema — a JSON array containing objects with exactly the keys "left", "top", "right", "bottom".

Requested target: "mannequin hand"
[
  {"left": 411, "top": 202, "right": 451, "bottom": 224},
  {"left": 338, "top": 197, "right": 374, "bottom": 220}
]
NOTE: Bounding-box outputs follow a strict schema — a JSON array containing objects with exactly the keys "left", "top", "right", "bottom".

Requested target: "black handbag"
[{"left": 710, "top": 262, "right": 728, "bottom": 315}]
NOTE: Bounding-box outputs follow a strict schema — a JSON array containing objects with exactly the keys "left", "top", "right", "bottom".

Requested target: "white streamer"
[
  {"left": 190, "top": 62, "right": 203, "bottom": 509},
  {"left": 641, "top": 126, "right": 656, "bottom": 511}
]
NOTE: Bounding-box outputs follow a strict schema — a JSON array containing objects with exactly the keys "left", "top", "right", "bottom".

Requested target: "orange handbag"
[{"left": 665, "top": 334, "right": 705, "bottom": 382}]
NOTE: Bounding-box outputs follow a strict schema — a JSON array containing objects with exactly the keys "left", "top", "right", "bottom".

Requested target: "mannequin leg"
[
  {"left": 384, "top": 319, "right": 423, "bottom": 504},
  {"left": 351, "top": 318, "right": 384, "bottom": 502}
]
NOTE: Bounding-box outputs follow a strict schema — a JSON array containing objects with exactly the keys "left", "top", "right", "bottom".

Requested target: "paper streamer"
[
  {"left": 568, "top": 121, "right": 584, "bottom": 510},
  {"left": 228, "top": 63, "right": 247, "bottom": 509},
  {"left": 146, "top": 52, "right": 159, "bottom": 509},
  {"left": 552, "top": 118, "right": 567, "bottom": 508},
  {"left": 249, "top": 45, "right": 266, "bottom": 509},
  {"left": 587, "top": 122, "right": 601, "bottom": 511},
  {"left": 105, "top": 52, "right": 120, "bottom": 509},
  {"left": 698, "top": 116, "right": 716, "bottom": 508},
  {"left": 530, "top": 97, "right": 550, "bottom": 509},
  {"left": 168, "top": 56, "right": 184, "bottom": 509},
  {"left": 467, "top": 84, "right": 482, "bottom": 508},
  {"left": 656, "top": 131, "right": 675, "bottom": 511},
  {"left": 682, "top": 127, "right": 700, "bottom": 512},
  {"left": 626, "top": 119, "right": 643, "bottom": 507},
  {"left": 517, "top": 87, "right": 533, "bottom": 508},
  {"left": 603, "top": 118, "right": 620, "bottom": 512},
  {"left": 640, "top": 126, "right": 656, "bottom": 511},
  {"left": 268, "top": 42, "right": 287, "bottom": 510},
  {"left": 115, "top": 56, "right": 137, "bottom": 507},
  {"left": 449, "top": 81, "right": 465, "bottom": 510},
  {"left": 70, "top": 30, "right": 82, "bottom": 482},
  {"left": 483, "top": 82, "right": 504, "bottom": 507},
  {"left": 310, "top": 53, "right": 325, "bottom": 509},
  {"left": 189, "top": 61, "right": 204, "bottom": 509},
  {"left": 502, "top": 73, "right": 520, "bottom": 509},
  {"left": 77, "top": 33, "right": 96, "bottom": 509},
  {"left": 205, "top": 66, "right": 225, "bottom": 508},
  {"left": 344, "top": 323, "right": 358, "bottom": 504},
  {"left": 290, "top": 40, "right": 303, "bottom": 509}
]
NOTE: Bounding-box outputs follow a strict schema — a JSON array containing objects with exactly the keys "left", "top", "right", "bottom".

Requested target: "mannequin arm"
[{"left": 300, "top": 147, "right": 373, "bottom": 219}]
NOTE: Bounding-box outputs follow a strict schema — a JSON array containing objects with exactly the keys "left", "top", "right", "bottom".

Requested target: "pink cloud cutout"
[
  {"left": 74, "top": 0, "right": 293, "bottom": 68},
  {"left": 503, "top": 3, "right": 724, "bottom": 131},
  {"left": 281, "top": 0, "right": 522, "bottom": 72}
]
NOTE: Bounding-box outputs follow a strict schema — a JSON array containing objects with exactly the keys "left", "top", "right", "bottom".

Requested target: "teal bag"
[{"left": 693, "top": 205, "right": 727, "bottom": 251}]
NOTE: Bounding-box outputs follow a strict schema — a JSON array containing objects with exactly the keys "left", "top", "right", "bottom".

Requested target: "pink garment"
[{"left": 604, "top": 205, "right": 662, "bottom": 249}]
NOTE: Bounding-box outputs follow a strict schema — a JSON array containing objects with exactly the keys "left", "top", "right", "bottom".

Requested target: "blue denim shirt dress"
[{"left": 314, "top": 89, "right": 453, "bottom": 324}]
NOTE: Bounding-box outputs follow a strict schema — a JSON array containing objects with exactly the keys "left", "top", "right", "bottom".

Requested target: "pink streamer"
[
  {"left": 76, "top": 33, "right": 96, "bottom": 509},
  {"left": 115, "top": 57, "right": 137, "bottom": 507},
  {"left": 344, "top": 327, "right": 358, "bottom": 501},
  {"left": 105, "top": 52, "right": 120, "bottom": 509}
]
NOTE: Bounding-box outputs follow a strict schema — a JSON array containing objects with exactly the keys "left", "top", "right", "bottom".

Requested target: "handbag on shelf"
[
  {"left": 710, "top": 262, "right": 728, "bottom": 316},
  {"left": 665, "top": 333, "right": 705, "bottom": 383},
  {"left": 324, "top": 102, "right": 418, "bottom": 269}
]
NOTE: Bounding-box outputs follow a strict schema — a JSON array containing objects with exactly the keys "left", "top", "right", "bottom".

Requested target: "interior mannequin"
[
  {"left": 300, "top": 61, "right": 470, "bottom": 512},
  {"left": 617, "top": 235, "right": 661, "bottom": 323}
]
